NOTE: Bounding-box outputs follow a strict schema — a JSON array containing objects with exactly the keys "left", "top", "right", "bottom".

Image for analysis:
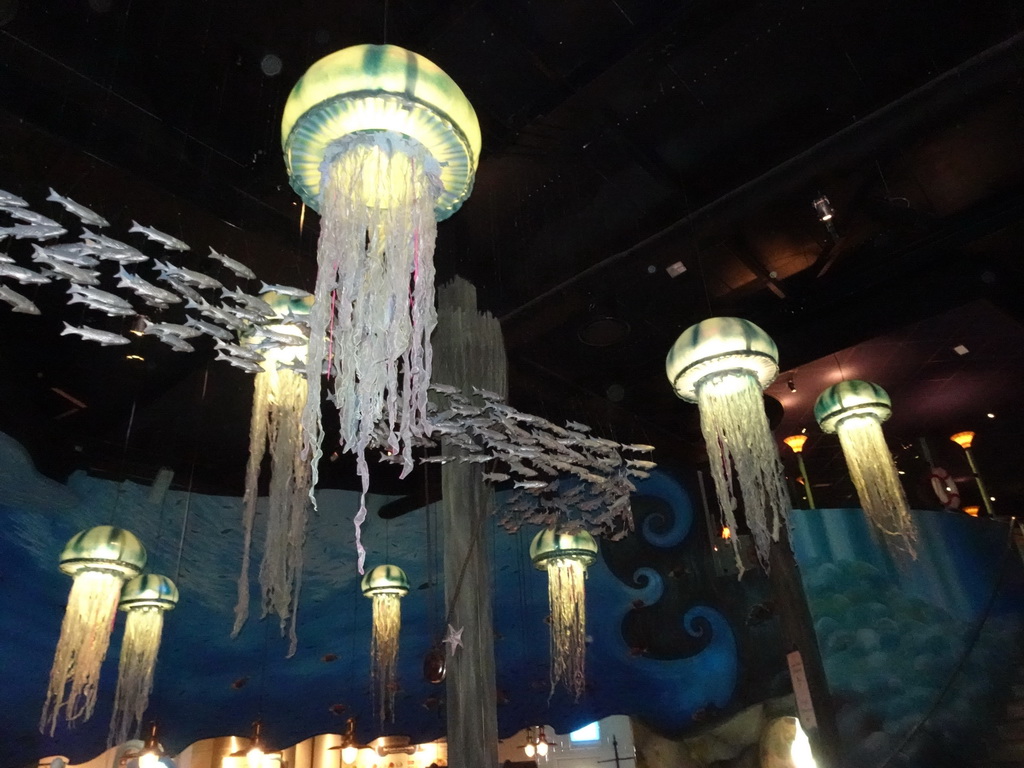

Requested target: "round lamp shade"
[
  {"left": 361, "top": 564, "right": 410, "bottom": 598},
  {"left": 119, "top": 574, "right": 179, "bottom": 612},
  {"left": 665, "top": 317, "right": 779, "bottom": 402},
  {"left": 814, "top": 379, "right": 892, "bottom": 433},
  {"left": 281, "top": 44, "right": 481, "bottom": 220},
  {"left": 261, "top": 290, "right": 314, "bottom": 317},
  {"left": 530, "top": 529, "right": 599, "bottom": 569},
  {"left": 59, "top": 525, "right": 147, "bottom": 579}
]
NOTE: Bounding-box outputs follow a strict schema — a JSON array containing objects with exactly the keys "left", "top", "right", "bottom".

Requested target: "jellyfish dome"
[{"left": 815, "top": 379, "right": 893, "bottom": 433}]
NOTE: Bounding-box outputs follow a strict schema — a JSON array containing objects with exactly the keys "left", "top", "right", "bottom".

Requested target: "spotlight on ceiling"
[{"left": 812, "top": 195, "right": 834, "bottom": 222}]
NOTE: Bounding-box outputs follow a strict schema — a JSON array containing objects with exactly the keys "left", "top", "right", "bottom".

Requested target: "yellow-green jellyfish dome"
[
  {"left": 59, "top": 525, "right": 147, "bottom": 579},
  {"left": 361, "top": 564, "right": 410, "bottom": 598},
  {"left": 530, "top": 529, "right": 599, "bottom": 570},
  {"left": 281, "top": 43, "right": 481, "bottom": 220},
  {"left": 665, "top": 317, "right": 780, "bottom": 402},
  {"left": 119, "top": 574, "right": 179, "bottom": 612},
  {"left": 814, "top": 379, "right": 892, "bottom": 433}
]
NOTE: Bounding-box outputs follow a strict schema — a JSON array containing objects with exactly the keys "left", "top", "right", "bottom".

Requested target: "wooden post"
[{"left": 769, "top": 526, "right": 841, "bottom": 768}]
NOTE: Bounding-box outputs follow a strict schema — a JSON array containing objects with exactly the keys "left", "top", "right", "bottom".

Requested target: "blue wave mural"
[{"left": 0, "top": 442, "right": 740, "bottom": 767}]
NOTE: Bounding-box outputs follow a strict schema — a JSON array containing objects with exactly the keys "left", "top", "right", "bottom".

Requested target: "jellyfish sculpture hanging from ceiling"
[
  {"left": 41, "top": 525, "right": 147, "bottom": 735},
  {"left": 530, "top": 529, "right": 599, "bottom": 701},
  {"left": 233, "top": 292, "right": 314, "bottom": 657},
  {"left": 665, "top": 317, "right": 790, "bottom": 572},
  {"left": 361, "top": 564, "right": 410, "bottom": 722},
  {"left": 108, "top": 574, "right": 179, "bottom": 748},
  {"left": 815, "top": 379, "right": 917, "bottom": 558},
  {"left": 281, "top": 44, "right": 481, "bottom": 573}
]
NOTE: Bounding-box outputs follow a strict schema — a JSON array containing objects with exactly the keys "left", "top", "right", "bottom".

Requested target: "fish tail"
[
  {"left": 60, "top": 322, "right": 74, "bottom": 336},
  {"left": 46, "top": 188, "right": 60, "bottom": 202},
  {"left": 129, "top": 220, "right": 142, "bottom": 232}
]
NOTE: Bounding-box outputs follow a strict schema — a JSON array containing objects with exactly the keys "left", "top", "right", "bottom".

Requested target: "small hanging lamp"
[
  {"left": 361, "top": 565, "right": 410, "bottom": 722},
  {"left": 665, "top": 317, "right": 789, "bottom": 572},
  {"left": 815, "top": 380, "right": 916, "bottom": 557},
  {"left": 109, "top": 574, "right": 179, "bottom": 748},
  {"left": 530, "top": 529, "right": 598, "bottom": 701},
  {"left": 136, "top": 721, "right": 164, "bottom": 768},
  {"left": 281, "top": 44, "right": 481, "bottom": 573},
  {"left": 41, "top": 525, "right": 147, "bottom": 735}
]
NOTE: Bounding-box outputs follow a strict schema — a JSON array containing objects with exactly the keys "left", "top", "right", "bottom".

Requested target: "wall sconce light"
[
  {"left": 782, "top": 434, "right": 815, "bottom": 509},
  {"left": 950, "top": 431, "right": 995, "bottom": 516}
]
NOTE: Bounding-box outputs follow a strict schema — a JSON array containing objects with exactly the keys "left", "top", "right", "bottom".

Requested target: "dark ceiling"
[{"left": 1, "top": 0, "right": 1023, "bottom": 509}]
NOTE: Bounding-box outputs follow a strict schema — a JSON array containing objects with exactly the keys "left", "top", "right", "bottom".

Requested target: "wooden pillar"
[
  {"left": 434, "top": 278, "right": 506, "bottom": 768},
  {"left": 769, "top": 526, "right": 841, "bottom": 768}
]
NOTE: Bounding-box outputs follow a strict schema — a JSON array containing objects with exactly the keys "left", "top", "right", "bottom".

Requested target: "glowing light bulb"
[
  {"left": 138, "top": 752, "right": 161, "bottom": 768},
  {"left": 720, "top": 526, "right": 732, "bottom": 540},
  {"left": 342, "top": 746, "right": 359, "bottom": 764},
  {"left": 524, "top": 743, "right": 535, "bottom": 758},
  {"left": 247, "top": 746, "right": 265, "bottom": 768},
  {"left": 536, "top": 739, "right": 549, "bottom": 758}
]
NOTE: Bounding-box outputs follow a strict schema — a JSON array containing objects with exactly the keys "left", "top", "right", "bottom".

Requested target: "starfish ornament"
[{"left": 443, "top": 624, "right": 464, "bottom": 657}]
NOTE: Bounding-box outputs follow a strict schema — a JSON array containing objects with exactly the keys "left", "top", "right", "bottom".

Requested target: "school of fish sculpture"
[
  {"left": 0, "top": 187, "right": 311, "bottom": 369},
  {"left": 377, "top": 384, "right": 654, "bottom": 539},
  {"left": 0, "top": 186, "right": 652, "bottom": 538}
]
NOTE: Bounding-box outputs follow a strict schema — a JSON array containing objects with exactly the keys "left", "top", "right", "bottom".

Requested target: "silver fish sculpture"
[
  {"left": 68, "top": 285, "right": 133, "bottom": 310},
  {"left": 0, "top": 262, "right": 50, "bottom": 285},
  {"left": 37, "top": 258, "right": 101, "bottom": 286},
  {"left": 67, "top": 295, "right": 135, "bottom": 317},
  {"left": 161, "top": 276, "right": 203, "bottom": 303},
  {"left": 46, "top": 188, "right": 110, "bottom": 227},
  {"left": 214, "top": 350, "right": 263, "bottom": 373},
  {"left": 624, "top": 443, "right": 656, "bottom": 453},
  {"left": 208, "top": 248, "right": 256, "bottom": 280},
  {"left": 471, "top": 386, "right": 503, "bottom": 401},
  {"left": 259, "top": 282, "right": 312, "bottom": 299},
  {"left": 0, "top": 284, "right": 40, "bottom": 314},
  {"left": 514, "top": 480, "right": 549, "bottom": 490},
  {"left": 155, "top": 334, "right": 194, "bottom": 353},
  {"left": 0, "top": 189, "right": 28, "bottom": 207},
  {"left": 1, "top": 206, "right": 63, "bottom": 228},
  {"left": 0, "top": 224, "right": 67, "bottom": 241},
  {"left": 60, "top": 322, "right": 129, "bottom": 346},
  {"left": 626, "top": 459, "right": 657, "bottom": 471},
  {"left": 184, "top": 298, "right": 247, "bottom": 330},
  {"left": 130, "top": 221, "right": 190, "bottom": 251},
  {"left": 33, "top": 243, "right": 99, "bottom": 268},
  {"left": 143, "top": 320, "right": 201, "bottom": 339},
  {"left": 153, "top": 260, "right": 222, "bottom": 290},
  {"left": 219, "top": 303, "right": 265, "bottom": 323},
  {"left": 251, "top": 326, "right": 306, "bottom": 346},
  {"left": 116, "top": 266, "right": 181, "bottom": 305},
  {"left": 214, "top": 339, "right": 263, "bottom": 362},
  {"left": 184, "top": 315, "right": 234, "bottom": 341},
  {"left": 431, "top": 383, "right": 462, "bottom": 395},
  {"left": 221, "top": 287, "right": 273, "bottom": 315},
  {"left": 566, "top": 420, "right": 592, "bottom": 433},
  {"left": 482, "top": 472, "right": 510, "bottom": 483}
]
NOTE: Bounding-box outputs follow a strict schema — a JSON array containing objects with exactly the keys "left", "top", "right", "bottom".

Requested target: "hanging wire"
[
  {"left": 833, "top": 352, "right": 846, "bottom": 381},
  {"left": 173, "top": 367, "right": 211, "bottom": 584}
]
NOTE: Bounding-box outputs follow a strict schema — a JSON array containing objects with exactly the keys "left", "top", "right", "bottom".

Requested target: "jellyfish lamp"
[
  {"left": 281, "top": 44, "right": 481, "bottom": 573},
  {"left": 234, "top": 292, "right": 314, "bottom": 657},
  {"left": 109, "top": 574, "right": 179, "bottom": 748},
  {"left": 665, "top": 317, "right": 789, "bottom": 571},
  {"left": 361, "top": 565, "right": 410, "bottom": 722},
  {"left": 41, "top": 525, "right": 147, "bottom": 735},
  {"left": 530, "top": 529, "right": 599, "bottom": 701},
  {"left": 814, "top": 380, "right": 916, "bottom": 556}
]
